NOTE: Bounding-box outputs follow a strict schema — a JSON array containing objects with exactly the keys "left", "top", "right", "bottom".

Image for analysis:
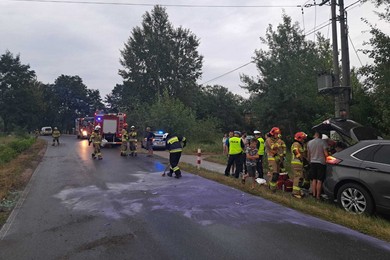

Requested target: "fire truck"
[
  {"left": 94, "top": 112, "right": 127, "bottom": 145},
  {"left": 75, "top": 117, "right": 94, "bottom": 139}
]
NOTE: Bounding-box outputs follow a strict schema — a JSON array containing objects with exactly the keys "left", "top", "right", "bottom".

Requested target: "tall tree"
[
  {"left": 359, "top": 0, "right": 390, "bottom": 136},
  {"left": 118, "top": 5, "right": 203, "bottom": 107},
  {"left": 241, "top": 14, "right": 333, "bottom": 137},
  {"left": 0, "top": 51, "right": 39, "bottom": 132},
  {"left": 195, "top": 85, "right": 245, "bottom": 132},
  {"left": 49, "top": 75, "right": 90, "bottom": 132}
]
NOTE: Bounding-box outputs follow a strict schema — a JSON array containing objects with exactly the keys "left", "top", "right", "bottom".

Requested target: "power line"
[
  {"left": 313, "top": 0, "right": 317, "bottom": 41},
  {"left": 345, "top": 0, "right": 362, "bottom": 10},
  {"left": 200, "top": 61, "right": 254, "bottom": 86},
  {"left": 6, "top": 0, "right": 302, "bottom": 8},
  {"left": 305, "top": 21, "right": 331, "bottom": 37},
  {"left": 348, "top": 34, "right": 363, "bottom": 67}
]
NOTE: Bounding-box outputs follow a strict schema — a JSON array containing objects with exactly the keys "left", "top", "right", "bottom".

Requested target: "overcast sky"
[{"left": 1, "top": 0, "right": 388, "bottom": 99}]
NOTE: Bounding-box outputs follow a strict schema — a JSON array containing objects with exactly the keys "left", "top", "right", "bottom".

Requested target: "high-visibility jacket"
[
  {"left": 129, "top": 130, "right": 137, "bottom": 141},
  {"left": 121, "top": 129, "right": 128, "bottom": 142},
  {"left": 257, "top": 137, "right": 265, "bottom": 156},
  {"left": 277, "top": 138, "right": 286, "bottom": 157},
  {"left": 228, "top": 137, "right": 244, "bottom": 155},
  {"left": 166, "top": 135, "right": 186, "bottom": 153},
  {"left": 291, "top": 141, "right": 305, "bottom": 166},
  {"left": 265, "top": 137, "right": 278, "bottom": 157},
  {"left": 90, "top": 131, "right": 102, "bottom": 144},
  {"left": 52, "top": 130, "right": 61, "bottom": 138}
]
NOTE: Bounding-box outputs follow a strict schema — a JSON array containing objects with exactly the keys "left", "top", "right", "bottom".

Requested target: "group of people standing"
[{"left": 223, "top": 127, "right": 331, "bottom": 199}]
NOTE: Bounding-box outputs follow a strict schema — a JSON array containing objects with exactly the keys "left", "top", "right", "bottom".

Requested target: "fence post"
[{"left": 197, "top": 148, "right": 201, "bottom": 170}]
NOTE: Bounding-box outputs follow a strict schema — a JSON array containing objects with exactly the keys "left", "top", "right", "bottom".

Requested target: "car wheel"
[{"left": 337, "top": 183, "right": 374, "bottom": 215}]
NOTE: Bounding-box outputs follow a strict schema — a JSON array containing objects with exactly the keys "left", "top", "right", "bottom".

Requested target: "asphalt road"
[{"left": 0, "top": 135, "right": 390, "bottom": 260}]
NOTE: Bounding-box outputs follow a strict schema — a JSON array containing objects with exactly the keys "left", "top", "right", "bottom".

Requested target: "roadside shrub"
[
  {"left": 0, "top": 146, "right": 17, "bottom": 164},
  {"left": 9, "top": 138, "right": 35, "bottom": 153},
  {"left": 0, "top": 137, "right": 35, "bottom": 164}
]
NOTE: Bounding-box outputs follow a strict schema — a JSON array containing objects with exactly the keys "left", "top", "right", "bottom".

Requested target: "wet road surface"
[{"left": 0, "top": 135, "right": 390, "bottom": 259}]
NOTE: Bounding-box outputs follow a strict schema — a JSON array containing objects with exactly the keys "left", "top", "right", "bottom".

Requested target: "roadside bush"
[
  {"left": 0, "top": 137, "right": 35, "bottom": 164},
  {"left": 9, "top": 138, "right": 35, "bottom": 153},
  {"left": 147, "top": 92, "right": 221, "bottom": 142},
  {"left": 0, "top": 146, "right": 17, "bottom": 164}
]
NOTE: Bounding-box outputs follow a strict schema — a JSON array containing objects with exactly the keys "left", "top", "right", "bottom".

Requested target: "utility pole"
[
  {"left": 338, "top": 0, "right": 351, "bottom": 117},
  {"left": 331, "top": 0, "right": 341, "bottom": 117},
  {"left": 317, "top": 0, "right": 351, "bottom": 118}
]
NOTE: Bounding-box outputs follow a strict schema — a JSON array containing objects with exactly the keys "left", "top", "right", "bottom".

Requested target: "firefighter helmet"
[
  {"left": 95, "top": 125, "right": 101, "bottom": 131},
  {"left": 270, "top": 127, "right": 281, "bottom": 136},
  {"left": 131, "top": 125, "right": 135, "bottom": 129},
  {"left": 123, "top": 123, "right": 128, "bottom": 128},
  {"left": 294, "top": 132, "right": 307, "bottom": 142}
]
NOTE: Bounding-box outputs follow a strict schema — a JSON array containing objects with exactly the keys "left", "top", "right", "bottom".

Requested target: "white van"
[{"left": 40, "top": 126, "right": 53, "bottom": 136}]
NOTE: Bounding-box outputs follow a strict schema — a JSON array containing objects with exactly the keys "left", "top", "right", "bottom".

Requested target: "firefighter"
[
  {"left": 120, "top": 123, "right": 129, "bottom": 156},
  {"left": 291, "top": 132, "right": 307, "bottom": 198},
  {"left": 52, "top": 127, "right": 61, "bottom": 146},
  {"left": 165, "top": 133, "right": 187, "bottom": 178},
  {"left": 276, "top": 134, "right": 287, "bottom": 172},
  {"left": 89, "top": 125, "right": 103, "bottom": 160},
  {"left": 129, "top": 125, "right": 138, "bottom": 156},
  {"left": 265, "top": 127, "right": 281, "bottom": 191},
  {"left": 34, "top": 129, "right": 40, "bottom": 139}
]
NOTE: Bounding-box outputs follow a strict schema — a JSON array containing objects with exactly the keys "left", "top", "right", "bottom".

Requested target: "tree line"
[{"left": 0, "top": 3, "right": 388, "bottom": 142}]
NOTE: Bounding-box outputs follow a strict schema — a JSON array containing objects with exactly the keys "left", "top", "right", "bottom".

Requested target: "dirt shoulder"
[{"left": 0, "top": 139, "right": 47, "bottom": 226}]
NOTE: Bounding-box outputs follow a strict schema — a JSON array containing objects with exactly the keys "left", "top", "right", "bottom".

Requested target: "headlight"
[{"left": 82, "top": 130, "right": 88, "bottom": 136}]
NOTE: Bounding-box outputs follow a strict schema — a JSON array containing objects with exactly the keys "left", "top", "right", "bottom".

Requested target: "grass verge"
[
  {"left": 0, "top": 138, "right": 47, "bottom": 226},
  {"left": 178, "top": 162, "right": 390, "bottom": 243}
]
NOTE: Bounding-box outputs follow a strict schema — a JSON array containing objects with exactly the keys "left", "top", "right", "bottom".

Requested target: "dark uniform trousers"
[
  {"left": 225, "top": 153, "right": 244, "bottom": 178},
  {"left": 169, "top": 152, "right": 182, "bottom": 176}
]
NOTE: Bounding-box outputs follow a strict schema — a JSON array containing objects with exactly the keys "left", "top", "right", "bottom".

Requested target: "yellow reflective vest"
[{"left": 228, "top": 137, "right": 243, "bottom": 155}]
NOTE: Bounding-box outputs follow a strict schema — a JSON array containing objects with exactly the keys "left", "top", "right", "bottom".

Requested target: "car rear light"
[{"left": 326, "top": 156, "right": 342, "bottom": 165}]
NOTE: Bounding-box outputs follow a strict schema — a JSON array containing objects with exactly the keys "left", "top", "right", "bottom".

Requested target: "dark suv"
[
  {"left": 313, "top": 118, "right": 388, "bottom": 215},
  {"left": 324, "top": 140, "right": 390, "bottom": 215}
]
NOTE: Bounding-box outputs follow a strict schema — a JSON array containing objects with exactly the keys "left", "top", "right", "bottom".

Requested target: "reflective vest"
[
  {"left": 52, "top": 130, "right": 61, "bottom": 138},
  {"left": 291, "top": 141, "right": 304, "bottom": 165},
  {"left": 167, "top": 136, "right": 186, "bottom": 153},
  {"left": 266, "top": 137, "right": 278, "bottom": 157},
  {"left": 90, "top": 132, "right": 102, "bottom": 144},
  {"left": 257, "top": 137, "right": 265, "bottom": 156},
  {"left": 228, "top": 137, "right": 243, "bottom": 155},
  {"left": 121, "top": 129, "right": 128, "bottom": 142},
  {"left": 129, "top": 130, "right": 137, "bottom": 141}
]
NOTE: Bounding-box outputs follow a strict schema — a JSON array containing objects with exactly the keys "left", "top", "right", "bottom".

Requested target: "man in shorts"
[
  {"left": 242, "top": 138, "right": 259, "bottom": 189},
  {"left": 144, "top": 127, "right": 155, "bottom": 157},
  {"left": 307, "top": 132, "right": 328, "bottom": 200}
]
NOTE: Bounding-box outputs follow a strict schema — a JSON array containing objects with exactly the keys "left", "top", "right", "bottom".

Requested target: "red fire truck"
[
  {"left": 75, "top": 117, "right": 94, "bottom": 139},
  {"left": 94, "top": 112, "right": 127, "bottom": 145}
]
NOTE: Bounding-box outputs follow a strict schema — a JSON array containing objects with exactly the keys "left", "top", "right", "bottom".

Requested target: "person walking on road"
[
  {"left": 89, "top": 125, "right": 103, "bottom": 160},
  {"left": 52, "top": 127, "right": 61, "bottom": 146},
  {"left": 253, "top": 130, "right": 265, "bottom": 179},
  {"left": 307, "top": 132, "right": 328, "bottom": 200},
  {"left": 165, "top": 133, "right": 187, "bottom": 178},
  {"left": 144, "top": 127, "right": 155, "bottom": 157},
  {"left": 224, "top": 131, "right": 245, "bottom": 178}
]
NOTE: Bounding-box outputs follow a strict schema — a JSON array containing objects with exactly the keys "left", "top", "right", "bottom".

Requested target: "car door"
[{"left": 358, "top": 144, "right": 390, "bottom": 210}]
